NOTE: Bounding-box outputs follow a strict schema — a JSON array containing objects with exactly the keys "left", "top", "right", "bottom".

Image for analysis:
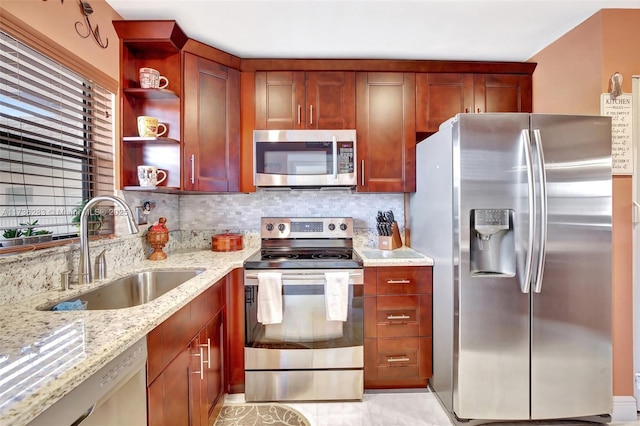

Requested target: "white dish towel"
[
  {"left": 324, "top": 271, "right": 350, "bottom": 321},
  {"left": 257, "top": 272, "right": 283, "bottom": 325}
]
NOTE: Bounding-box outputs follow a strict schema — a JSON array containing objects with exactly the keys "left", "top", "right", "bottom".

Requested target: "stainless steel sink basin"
[{"left": 42, "top": 269, "right": 204, "bottom": 310}]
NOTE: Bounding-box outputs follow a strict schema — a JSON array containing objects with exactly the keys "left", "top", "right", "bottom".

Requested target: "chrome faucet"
[{"left": 78, "top": 195, "right": 138, "bottom": 285}]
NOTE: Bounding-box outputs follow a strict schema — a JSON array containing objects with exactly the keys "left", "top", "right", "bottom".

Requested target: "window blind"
[{"left": 0, "top": 30, "right": 115, "bottom": 249}]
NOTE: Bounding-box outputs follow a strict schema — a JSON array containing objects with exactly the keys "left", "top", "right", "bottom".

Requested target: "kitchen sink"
[{"left": 41, "top": 269, "right": 204, "bottom": 311}]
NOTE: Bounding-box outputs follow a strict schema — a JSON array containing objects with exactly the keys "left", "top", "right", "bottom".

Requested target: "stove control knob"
[
  {"left": 328, "top": 223, "right": 336, "bottom": 231},
  {"left": 278, "top": 223, "right": 286, "bottom": 232},
  {"left": 340, "top": 223, "right": 348, "bottom": 231},
  {"left": 265, "top": 223, "right": 274, "bottom": 232}
]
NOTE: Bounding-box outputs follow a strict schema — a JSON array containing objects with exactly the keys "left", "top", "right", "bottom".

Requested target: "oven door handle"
[{"left": 245, "top": 272, "right": 362, "bottom": 282}]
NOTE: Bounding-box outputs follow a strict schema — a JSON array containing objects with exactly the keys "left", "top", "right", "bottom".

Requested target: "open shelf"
[
  {"left": 123, "top": 186, "right": 181, "bottom": 193},
  {"left": 123, "top": 136, "right": 179, "bottom": 144},
  {"left": 124, "top": 88, "right": 179, "bottom": 99}
]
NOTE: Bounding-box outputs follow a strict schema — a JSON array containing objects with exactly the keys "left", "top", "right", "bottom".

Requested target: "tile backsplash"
[
  {"left": 123, "top": 189, "right": 405, "bottom": 232},
  {"left": 1, "top": 190, "right": 405, "bottom": 305}
]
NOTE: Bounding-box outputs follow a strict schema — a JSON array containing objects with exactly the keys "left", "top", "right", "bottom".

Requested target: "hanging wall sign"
[{"left": 600, "top": 92, "right": 633, "bottom": 175}]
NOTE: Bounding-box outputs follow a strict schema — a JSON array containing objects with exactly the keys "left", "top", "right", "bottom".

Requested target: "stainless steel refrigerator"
[{"left": 409, "top": 113, "right": 612, "bottom": 424}]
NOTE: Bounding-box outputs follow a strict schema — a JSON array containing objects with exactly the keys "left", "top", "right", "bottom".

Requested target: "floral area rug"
[{"left": 214, "top": 403, "right": 311, "bottom": 426}]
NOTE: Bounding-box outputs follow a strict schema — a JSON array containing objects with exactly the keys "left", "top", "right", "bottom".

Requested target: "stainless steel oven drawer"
[
  {"left": 245, "top": 346, "right": 363, "bottom": 370},
  {"left": 245, "top": 369, "right": 363, "bottom": 402}
]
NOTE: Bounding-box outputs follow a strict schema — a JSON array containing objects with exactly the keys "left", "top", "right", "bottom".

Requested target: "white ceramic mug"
[
  {"left": 139, "top": 67, "right": 169, "bottom": 89},
  {"left": 137, "top": 165, "right": 167, "bottom": 187},
  {"left": 137, "top": 116, "right": 167, "bottom": 138}
]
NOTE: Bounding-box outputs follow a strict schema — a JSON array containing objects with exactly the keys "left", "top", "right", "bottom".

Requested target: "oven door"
[
  {"left": 253, "top": 129, "right": 356, "bottom": 187},
  {"left": 244, "top": 269, "right": 363, "bottom": 370}
]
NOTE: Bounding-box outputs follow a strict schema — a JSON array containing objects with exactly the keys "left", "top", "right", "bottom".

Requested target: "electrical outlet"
[{"left": 135, "top": 206, "right": 148, "bottom": 225}]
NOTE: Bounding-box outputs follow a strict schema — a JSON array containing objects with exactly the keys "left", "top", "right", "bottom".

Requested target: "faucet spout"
[{"left": 78, "top": 195, "right": 139, "bottom": 285}]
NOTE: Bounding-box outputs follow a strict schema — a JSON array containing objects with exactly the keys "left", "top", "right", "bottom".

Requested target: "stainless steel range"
[{"left": 243, "top": 217, "right": 364, "bottom": 402}]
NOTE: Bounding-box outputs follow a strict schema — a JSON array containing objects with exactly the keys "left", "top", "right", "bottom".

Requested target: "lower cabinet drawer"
[{"left": 364, "top": 337, "right": 432, "bottom": 388}]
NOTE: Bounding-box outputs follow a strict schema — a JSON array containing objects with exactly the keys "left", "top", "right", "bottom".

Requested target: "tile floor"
[{"left": 224, "top": 391, "right": 640, "bottom": 426}]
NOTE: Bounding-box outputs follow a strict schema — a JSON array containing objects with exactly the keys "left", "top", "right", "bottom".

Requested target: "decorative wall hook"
[
  {"left": 42, "top": 0, "right": 108, "bottom": 49},
  {"left": 75, "top": 1, "right": 109, "bottom": 49},
  {"left": 610, "top": 72, "right": 623, "bottom": 99}
]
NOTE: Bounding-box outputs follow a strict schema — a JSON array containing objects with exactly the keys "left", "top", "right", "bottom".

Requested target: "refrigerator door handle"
[
  {"left": 522, "top": 129, "right": 536, "bottom": 294},
  {"left": 532, "top": 129, "right": 548, "bottom": 293}
]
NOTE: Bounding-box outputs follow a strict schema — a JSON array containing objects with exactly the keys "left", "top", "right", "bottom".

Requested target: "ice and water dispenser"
[{"left": 470, "top": 209, "right": 515, "bottom": 277}]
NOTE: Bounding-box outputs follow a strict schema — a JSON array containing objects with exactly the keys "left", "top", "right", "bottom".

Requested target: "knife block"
[{"left": 378, "top": 222, "right": 403, "bottom": 250}]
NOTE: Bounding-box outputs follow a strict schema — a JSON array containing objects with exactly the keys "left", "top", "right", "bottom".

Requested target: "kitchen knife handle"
[
  {"left": 522, "top": 129, "right": 535, "bottom": 294},
  {"left": 532, "top": 129, "right": 547, "bottom": 294}
]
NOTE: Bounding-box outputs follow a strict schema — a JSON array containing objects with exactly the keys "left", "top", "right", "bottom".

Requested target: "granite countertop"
[{"left": 0, "top": 243, "right": 432, "bottom": 426}]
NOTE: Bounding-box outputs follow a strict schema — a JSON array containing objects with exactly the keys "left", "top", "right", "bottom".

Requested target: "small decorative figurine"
[{"left": 146, "top": 217, "right": 169, "bottom": 260}]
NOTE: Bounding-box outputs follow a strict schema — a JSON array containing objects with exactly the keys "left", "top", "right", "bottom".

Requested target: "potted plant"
[
  {"left": 20, "top": 220, "right": 40, "bottom": 244},
  {"left": 2, "top": 228, "right": 23, "bottom": 247},
  {"left": 71, "top": 200, "right": 104, "bottom": 235},
  {"left": 34, "top": 229, "right": 53, "bottom": 243}
]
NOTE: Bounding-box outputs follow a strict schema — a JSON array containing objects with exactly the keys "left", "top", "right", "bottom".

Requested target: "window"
[{"left": 0, "top": 30, "right": 115, "bottom": 251}]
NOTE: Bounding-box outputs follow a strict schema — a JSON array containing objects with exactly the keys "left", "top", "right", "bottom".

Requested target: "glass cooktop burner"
[{"left": 246, "top": 247, "right": 363, "bottom": 269}]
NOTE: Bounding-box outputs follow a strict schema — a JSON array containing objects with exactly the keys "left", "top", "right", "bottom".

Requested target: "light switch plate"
[{"left": 135, "top": 206, "right": 148, "bottom": 225}]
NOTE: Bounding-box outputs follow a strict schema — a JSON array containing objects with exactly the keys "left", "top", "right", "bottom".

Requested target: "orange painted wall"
[
  {"left": 0, "top": 0, "right": 122, "bottom": 80},
  {"left": 530, "top": 8, "right": 640, "bottom": 398}
]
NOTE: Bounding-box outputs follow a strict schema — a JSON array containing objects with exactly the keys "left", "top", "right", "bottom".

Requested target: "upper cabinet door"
[
  {"left": 356, "top": 72, "right": 416, "bottom": 193},
  {"left": 416, "top": 73, "right": 474, "bottom": 133},
  {"left": 183, "top": 53, "right": 240, "bottom": 192},
  {"left": 474, "top": 74, "right": 532, "bottom": 114},
  {"left": 305, "top": 71, "right": 356, "bottom": 129},
  {"left": 255, "top": 71, "right": 355, "bottom": 129},
  {"left": 255, "top": 71, "right": 306, "bottom": 129},
  {"left": 416, "top": 73, "right": 533, "bottom": 133}
]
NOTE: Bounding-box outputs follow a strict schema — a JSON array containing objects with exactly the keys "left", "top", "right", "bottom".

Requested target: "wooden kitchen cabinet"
[
  {"left": 113, "top": 21, "right": 187, "bottom": 191},
  {"left": 363, "top": 266, "right": 433, "bottom": 389},
  {"left": 147, "top": 277, "right": 226, "bottom": 426},
  {"left": 114, "top": 21, "right": 241, "bottom": 193},
  {"left": 183, "top": 52, "right": 240, "bottom": 192},
  {"left": 416, "top": 73, "right": 533, "bottom": 133},
  {"left": 356, "top": 72, "right": 416, "bottom": 192},
  {"left": 255, "top": 71, "right": 355, "bottom": 129}
]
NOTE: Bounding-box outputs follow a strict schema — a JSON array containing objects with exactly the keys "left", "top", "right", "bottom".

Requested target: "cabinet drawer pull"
[
  {"left": 193, "top": 346, "right": 204, "bottom": 380},
  {"left": 387, "top": 314, "right": 410, "bottom": 320},
  {"left": 387, "top": 279, "right": 411, "bottom": 284},
  {"left": 297, "top": 104, "right": 301, "bottom": 125},
  {"left": 361, "top": 160, "right": 365, "bottom": 186},
  {"left": 190, "top": 154, "right": 195, "bottom": 184},
  {"left": 309, "top": 104, "right": 313, "bottom": 125},
  {"left": 387, "top": 356, "right": 410, "bottom": 363},
  {"left": 199, "top": 338, "right": 211, "bottom": 368}
]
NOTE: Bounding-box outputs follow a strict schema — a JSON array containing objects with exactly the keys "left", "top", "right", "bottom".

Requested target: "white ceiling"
[{"left": 105, "top": 0, "right": 640, "bottom": 62}]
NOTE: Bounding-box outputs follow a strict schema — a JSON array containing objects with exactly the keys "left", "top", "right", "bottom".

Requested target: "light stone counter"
[
  {"left": 355, "top": 246, "right": 434, "bottom": 267},
  {"left": 0, "top": 242, "right": 432, "bottom": 426}
]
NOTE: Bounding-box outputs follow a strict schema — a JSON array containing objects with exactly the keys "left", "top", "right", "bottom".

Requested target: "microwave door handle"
[{"left": 332, "top": 136, "right": 338, "bottom": 179}]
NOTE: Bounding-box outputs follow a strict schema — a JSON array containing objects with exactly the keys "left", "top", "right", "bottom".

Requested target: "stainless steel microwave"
[{"left": 253, "top": 129, "right": 357, "bottom": 188}]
